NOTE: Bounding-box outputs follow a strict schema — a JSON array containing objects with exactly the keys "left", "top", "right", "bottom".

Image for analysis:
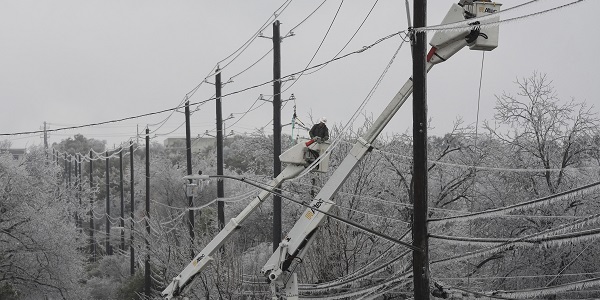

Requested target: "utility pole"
[
  {"left": 77, "top": 154, "right": 82, "bottom": 229},
  {"left": 69, "top": 156, "right": 72, "bottom": 188},
  {"left": 272, "top": 20, "right": 283, "bottom": 252},
  {"left": 43, "top": 122, "right": 48, "bottom": 159},
  {"left": 64, "top": 153, "right": 68, "bottom": 187},
  {"left": 412, "top": 0, "right": 431, "bottom": 299},
  {"left": 89, "top": 150, "right": 96, "bottom": 261},
  {"left": 74, "top": 157, "right": 79, "bottom": 229},
  {"left": 69, "top": 156, "right": 73, "bottom": 227},
  {"left": 106, "top": 151, "right": 112, "bottom": 255},
  {"left": 119, "top": 148, "right": 125, "bottom": 252},
  {"left": 129, "top": 141, "right": 135, "bottom": 276},
  {"left": 68, "top": 155, "right": 72, "bottom": 205},
  {"left": 215, "top": 68, "right": 225, "bottom": 230},
  {"left": 184, "top": 100, "right": 195, "bottom": 256},
  {"left": 145, "top": 128, "right": 151, "bottom": 297}
]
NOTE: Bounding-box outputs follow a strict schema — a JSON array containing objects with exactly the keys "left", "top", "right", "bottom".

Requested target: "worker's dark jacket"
[{"left": 309, "top": 123, "right": 329, "bottom": 141}]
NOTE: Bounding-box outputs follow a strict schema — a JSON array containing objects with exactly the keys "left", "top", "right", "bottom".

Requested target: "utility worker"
[
  {"left": 308, "top": 117, "right": 329, "bottom": 144},
  {"left": 304, "top": 117, "right": 329, "bottom": 163}
]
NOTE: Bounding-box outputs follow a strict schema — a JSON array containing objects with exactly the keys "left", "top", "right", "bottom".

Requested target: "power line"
[
  {"left": 413, "top": 0, "right": 586, "bottom": 33},
  {"left": 1, "top": 31, "right": 404, "bottom": 139},
  {"left": 0, "top": 100, "right": 208, "bottom": 137},
  {"left": 280, "top": 0, "right": 345, "bottom": 94},
  {"left": 0, "top": 2, "right": 296, "bottom": 141},
  {"left": 303, "top": 0, "right": 379, "bottom": 76},
  {"left": 431, "top": 212, "right": 600, "bottom": 265},
  {"left": 211, "top": 0, "right": 294, "bottom": 78},
  {"left": 214, "top": 0, "right": 338, "bottom": 130},
  {"left": 287, "top": 0, "right": 327, "bottom": 34},
  {"left": 429, "top": 181, "right": 600, "bottom": 224},
  {"left": 209, "top": 174, "right": 420, "bottom": 251},
  {"left": 293, "top": 31, "right": 408, "bottom": 180},
  {"left": 370, "top": 143, "right": 600, "bottom": 172}
]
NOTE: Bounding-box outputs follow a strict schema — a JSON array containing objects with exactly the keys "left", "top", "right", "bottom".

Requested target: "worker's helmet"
[{"left": 320, "top": 117, "right": 327, "bottom": 124}]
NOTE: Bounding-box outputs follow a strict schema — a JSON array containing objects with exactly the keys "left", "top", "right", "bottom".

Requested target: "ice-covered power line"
[
  {"left": 431, "top": 227, "right": 600, "bottom": 248},
  {"left": 300, "top": 271, "right": 412, "bottom": 300},
  {"left": 431, "top": 212, "right": 600, "bottom": 266},
  {"left": 91, "top": 211, "right": 146, "bottom": 224},
  {"left": 371, "top": 143, "right": 600, "bottom": 172},
  {"left": 299, "top": 249, "right": 411, "bottom": 293},
  {"left": 209, "top": 174, "right": 420, "bottom": 251},
  {"left": 413, "top": 0, "right": 586, "bottom": 33},
  {"left": 429, "top": 181, "right": 600, "bottom": 224},
  {"left": 277, "top": 182, "right": 412, "bottom": 225},
  {"left": 0, "top": 100, "right": 208, "bottom": 137},
  {"left": 489, "top": 276, "right": 600, "bottom": 299},
  {"left": 289, "top": 182, "right": 595, "bottom": 221},
  {"left": 50, "top": 142, "right": 141, "bottom": 162},
  {"left": 435, "top": 272, "right": 600, "bottom": 281},
  {"left": 150, "top": 188, "right": 260, "bottom": 213}
]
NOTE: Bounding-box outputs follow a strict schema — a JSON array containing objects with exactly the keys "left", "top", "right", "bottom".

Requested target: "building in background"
[
  {"left": 0, "top": 148, "right": 26, "bottom": 160},
  {"left": 163, "top": 137, "right": 215, "bottom": 153}
]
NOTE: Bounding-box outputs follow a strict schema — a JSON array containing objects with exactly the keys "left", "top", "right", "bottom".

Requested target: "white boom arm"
[
  {"left": 261, "top": 1, "right": 501, "bottom": 296},
  {"left": 161, "top": 140, "right": 331, "bottom": 299},
  {"left": 162, "top": 164, "right": 304, "bottom": 299}
]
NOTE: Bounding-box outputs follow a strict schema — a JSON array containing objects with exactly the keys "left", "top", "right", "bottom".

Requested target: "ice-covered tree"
[{"left": 0, "top": 146, "right": 90, "bottom": 299}]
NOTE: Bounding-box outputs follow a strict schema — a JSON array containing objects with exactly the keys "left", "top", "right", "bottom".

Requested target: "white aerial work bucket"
[
  {"left": 279, "top": 140, "right": 331, "bottom": 173},
  {"left": 468, "top": 1, "right": 502, "bottom": 51}
]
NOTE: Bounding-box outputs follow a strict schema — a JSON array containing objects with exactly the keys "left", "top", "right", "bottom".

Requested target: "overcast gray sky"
[{"left": 1, "top": 0, "right": 597, "bottom": 150}]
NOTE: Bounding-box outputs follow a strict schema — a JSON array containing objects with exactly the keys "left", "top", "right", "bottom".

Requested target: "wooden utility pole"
[
  {"left": 145, "top": 128, "right": 151, "bottom": 297},
  {"left": 74, "top": 157, "right": 78, "bottom": 229},
  {"left": 43, "top": 121, "right": 48, "bottom": 152},
  {"left": 272, "top": 20, "right": 283, "bottom": 252},
  {"left": 69, "top": 156, "right": 72, "bottom": 188},
  {"left": 185, "top": 100, "right": 195, "bottom": 256},
  {"left": 64, "top": 153, "right": 68, "bottom": 187},
  {"left": 42, "top": 122, "right": 48, "bottom": 164},
  {"left": 216, "top": 69, "right": 225, "bottom": 230},
  {"left": 129, "top": 141, "right": 135, "bottom": 276},
  {"left": 78, "top": 154, "right": 82, "bottom": 229},
  {"left": 412, "top": 0, "right": 431, "bottom": 299},
  {"left": 119, "top": 148, "right": 125, "bottom": 252},
  {"left": 89, "top": 150, "right": 96, "bottom": 261},
  {"left": 105, "top": 151, "right": 112, "bottom": 255},
  {"left": 68, "top": 156, "right": 73, "bottom": 226}
]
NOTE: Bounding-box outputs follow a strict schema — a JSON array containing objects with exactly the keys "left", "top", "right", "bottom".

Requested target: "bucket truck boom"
[
  {"left": 162, "top": 141, "right": 330, "bottom": 299},
  {"left": 261, "top": 1, "right": 502, "bottom": 298}
]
